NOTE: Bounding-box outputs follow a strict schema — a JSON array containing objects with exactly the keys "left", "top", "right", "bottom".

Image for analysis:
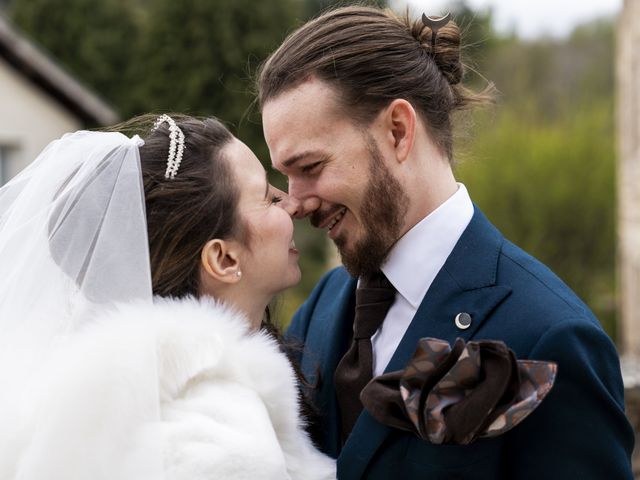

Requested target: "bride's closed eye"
[{"left": 270, "top": 194, "right": 283, "bottom": 205}]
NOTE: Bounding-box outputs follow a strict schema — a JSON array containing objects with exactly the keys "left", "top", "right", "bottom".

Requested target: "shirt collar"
[{"left": 380, "top": 183, "right": 474, "bottom": 308}]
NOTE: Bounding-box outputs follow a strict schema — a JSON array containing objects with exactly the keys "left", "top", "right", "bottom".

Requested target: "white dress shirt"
[{"left": 370, "top": 183, "right": 474, "bottom": 376}]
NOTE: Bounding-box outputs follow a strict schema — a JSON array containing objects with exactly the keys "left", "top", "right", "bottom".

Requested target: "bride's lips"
[{"left": 289, "top": 238, "right": 299, "bottom": 255}]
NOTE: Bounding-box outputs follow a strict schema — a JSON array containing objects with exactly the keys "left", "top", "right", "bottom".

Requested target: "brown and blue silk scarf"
[{"left": 360, "top": 337, "right": 557, "bottom": 445}]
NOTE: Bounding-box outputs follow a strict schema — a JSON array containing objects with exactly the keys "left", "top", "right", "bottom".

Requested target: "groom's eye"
[{"left": 301, "top": 161, "right": 321, "bottom": 173}]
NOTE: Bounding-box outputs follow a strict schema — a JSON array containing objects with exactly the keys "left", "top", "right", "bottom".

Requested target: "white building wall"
[{"left": 0, "top": 56, "right": 82, "bottom": 183}]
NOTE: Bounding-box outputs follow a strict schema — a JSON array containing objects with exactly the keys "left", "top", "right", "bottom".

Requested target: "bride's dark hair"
[{"left": 113, "top": 114, "right": 242, "bottom": 298}]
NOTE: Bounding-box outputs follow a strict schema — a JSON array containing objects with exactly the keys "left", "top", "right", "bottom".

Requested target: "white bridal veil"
[{"left": 0, "top": 131, "right": 164, "bottom": 479}]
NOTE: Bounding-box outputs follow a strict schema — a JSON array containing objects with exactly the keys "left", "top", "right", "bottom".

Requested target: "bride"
[{"left": 0, "top": 114, "right": 336, "bottom": 479}]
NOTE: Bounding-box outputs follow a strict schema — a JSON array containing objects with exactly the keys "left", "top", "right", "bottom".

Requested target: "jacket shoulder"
[
  {"left": 287, "top": 267, "right": 353, "bottom": 343},
  {"left": 497, "top": 239, "right": 596, "bottom": 324}
]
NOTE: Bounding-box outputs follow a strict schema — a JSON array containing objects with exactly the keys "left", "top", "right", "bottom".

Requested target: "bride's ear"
[{"left": 200, "top": 239, "right": 243, "bottom": 285}]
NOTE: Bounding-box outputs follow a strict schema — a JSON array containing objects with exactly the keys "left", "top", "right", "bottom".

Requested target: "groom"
[{"left": 259, "top": 6, "right": 633, "bottom": 479}]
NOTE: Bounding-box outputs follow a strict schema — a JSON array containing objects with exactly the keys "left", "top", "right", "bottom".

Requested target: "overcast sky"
[{"left": 397, "top": 0, "right": 623, "bottom": 38}]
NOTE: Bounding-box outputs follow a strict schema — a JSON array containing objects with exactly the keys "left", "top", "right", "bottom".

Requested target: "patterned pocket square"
[{"left": 360, "top": 337, "right": 557, "bottom": 445}]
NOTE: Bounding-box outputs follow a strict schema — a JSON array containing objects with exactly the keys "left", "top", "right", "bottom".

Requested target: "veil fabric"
[{"left": 0, "top": 131, "right": 164, "bottom": 479}]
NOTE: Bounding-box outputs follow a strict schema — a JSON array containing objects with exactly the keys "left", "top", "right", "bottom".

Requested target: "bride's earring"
[{"left": 235, "top": 270, "right": 242, "bottom": 278}]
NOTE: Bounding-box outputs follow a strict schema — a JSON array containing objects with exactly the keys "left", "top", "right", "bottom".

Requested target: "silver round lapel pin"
[{"left": 455, "top": 312, "right": 472, "bottom": 330}]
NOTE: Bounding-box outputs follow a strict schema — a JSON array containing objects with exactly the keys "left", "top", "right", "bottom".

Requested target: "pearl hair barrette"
[{"left": 153, "top": 114, "right": 185, "bottom": 179}]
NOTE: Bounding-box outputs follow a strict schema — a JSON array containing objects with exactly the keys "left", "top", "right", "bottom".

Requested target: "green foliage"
[
  {"left": 480, "top": 19, "right": 613, "bottom": 120},
  {"left": 457, "top": 102, "right": 616, "bottom": 335},
  {"left": 304, "top": 0, "right": 387, "bottom": 18},
  {"left": 448, "top": 0, "right": 501, "bottom": 74},
  {"left": 128, "top": 0, "right": 301, "bottom": 157},
  {"left": 10, "top": 0, "right": 138, "bottom": 117}
]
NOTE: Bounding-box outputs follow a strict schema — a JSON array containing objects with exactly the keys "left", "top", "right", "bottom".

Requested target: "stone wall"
[
  {"left": 619, "top": 0, "right": 640, "bottom": 475},
  {"left": 618, "top": 0, "right": 640, "bottom": 355}
]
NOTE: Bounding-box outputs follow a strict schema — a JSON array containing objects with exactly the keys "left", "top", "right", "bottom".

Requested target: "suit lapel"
[{"left": 338, "top": 207, "right": 512, "bottom": 479}]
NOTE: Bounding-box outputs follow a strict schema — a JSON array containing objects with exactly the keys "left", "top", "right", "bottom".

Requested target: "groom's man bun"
[{"left": 258, "top": 6, "right": 493, "bottom": 162}]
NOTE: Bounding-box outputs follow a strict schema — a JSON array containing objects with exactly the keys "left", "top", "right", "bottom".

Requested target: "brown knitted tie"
[{"left": 334, "top": 271, "right": 396, "bottom": 440}]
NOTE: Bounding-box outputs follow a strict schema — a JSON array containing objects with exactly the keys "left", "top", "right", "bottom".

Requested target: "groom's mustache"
[{"left": 310, "top": 205, "right": 346, "bottom": 229}]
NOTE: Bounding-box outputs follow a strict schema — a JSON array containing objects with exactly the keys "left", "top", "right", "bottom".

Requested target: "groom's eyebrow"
[{"left": 279, "top": 150, "right": 325, "bottom": 169}]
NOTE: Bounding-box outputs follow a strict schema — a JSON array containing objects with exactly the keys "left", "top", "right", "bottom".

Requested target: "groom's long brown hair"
[{"left": 258, "top": 6, "right": 493, "bottom": 162}]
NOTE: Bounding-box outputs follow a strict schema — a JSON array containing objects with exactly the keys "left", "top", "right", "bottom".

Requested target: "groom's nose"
[
  {"left": 276, "top": 191, "right": 303, "bottom": 219},
  {"left": 288, "top": 181, "right": 321, "bottom": 219},
  {"left": 294, "top": 197, "right": 321, "bottom": 219}
]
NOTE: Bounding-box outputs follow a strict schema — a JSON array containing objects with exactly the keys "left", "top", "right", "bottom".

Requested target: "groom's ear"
[
  {"left": 200, "top": 239, "right": 242, "bottom": 285},
  {"left": 381, "top": 98, "right": 416, "bottom": 164}
]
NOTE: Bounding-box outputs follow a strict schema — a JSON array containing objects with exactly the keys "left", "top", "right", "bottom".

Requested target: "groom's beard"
[{"left": 334, "top": 136, "right": 408, "bottom": 277}]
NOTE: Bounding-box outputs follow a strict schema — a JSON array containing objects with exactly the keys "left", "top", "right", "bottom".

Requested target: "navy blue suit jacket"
[{"left": 288, "top": 208, "right": 634, "bottom": 479}]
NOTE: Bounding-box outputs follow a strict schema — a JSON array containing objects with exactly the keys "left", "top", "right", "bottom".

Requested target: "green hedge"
[{"left": 457, "top": 100, "right": 617, "bottom": 338}]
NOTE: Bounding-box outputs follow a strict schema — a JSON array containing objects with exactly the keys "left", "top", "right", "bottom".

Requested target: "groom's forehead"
[
  {"left": 265, "top": 79, "right": 345, "bottom": 121},
  {"left": 264, "top": 83, "right": 349, "bottom": 161}
]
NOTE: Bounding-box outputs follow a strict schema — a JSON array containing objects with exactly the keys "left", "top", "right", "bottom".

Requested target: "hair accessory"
[
  {"left": 153, "top": 114, "right": 186, "bottom": 179},
  {"left": 421, "top": 12, "right": 452, "bottom": 50}
]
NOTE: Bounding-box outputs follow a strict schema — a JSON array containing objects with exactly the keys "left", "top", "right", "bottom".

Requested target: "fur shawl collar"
[{"left": 1, "top": 298, "right": 335, "bottom": 480}]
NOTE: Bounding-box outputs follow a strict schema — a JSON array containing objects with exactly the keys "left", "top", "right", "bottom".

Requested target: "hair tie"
[
  {"left": 422, "top": 12, "right": 452, "bottom": 50},
  {"left": 153, "top": 114, "right": 185, "bottom": 180}
]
